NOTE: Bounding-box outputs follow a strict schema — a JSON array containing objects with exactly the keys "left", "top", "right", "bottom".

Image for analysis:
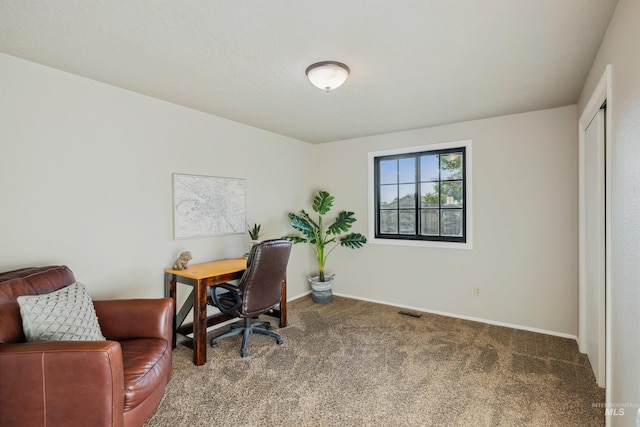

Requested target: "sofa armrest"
[
  {"left": 0, "top": 341, "right": 125, "bottom": 427},
  {"left": 94, "top": 298, "right": 173, "bottom": 342}
]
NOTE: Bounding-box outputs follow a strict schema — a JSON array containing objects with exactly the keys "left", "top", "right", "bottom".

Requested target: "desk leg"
[
  {"left": 280, "top": 275, "right": 287, "bottom": 327},
  {"left": 165, "top": 273, "right": 177, "bottom": 349},
  {"left": 193, "top": 279, "right": 208, "bottom": 366}
]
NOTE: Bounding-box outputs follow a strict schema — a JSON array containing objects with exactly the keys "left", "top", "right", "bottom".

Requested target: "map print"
[{"left": 173, "top": 174, "right": 246, "bottom": 239}]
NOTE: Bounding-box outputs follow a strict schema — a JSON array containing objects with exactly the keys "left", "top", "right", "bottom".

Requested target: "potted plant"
[
  {"left": 248, "top": 223, "right": 262, "bottom": 241},
  {"left": 247, "top": 223, "right": 262, "bottom": 255},
  {"left": 284, "top": 190, "right": 366, "bottom": 303}
]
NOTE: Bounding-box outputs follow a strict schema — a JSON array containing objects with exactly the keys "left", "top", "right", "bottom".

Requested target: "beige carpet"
[{"left": 147, "top": 296, "right": 604, "bottom": 427}]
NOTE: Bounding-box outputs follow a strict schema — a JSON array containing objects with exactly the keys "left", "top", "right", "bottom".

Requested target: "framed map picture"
[{"left": 172, "top": 173, "right": 246, "bottom": 239}]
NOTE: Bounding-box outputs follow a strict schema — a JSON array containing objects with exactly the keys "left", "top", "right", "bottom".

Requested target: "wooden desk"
[{"left": 164, "top": 258, "right": 287, "bottom": 366}]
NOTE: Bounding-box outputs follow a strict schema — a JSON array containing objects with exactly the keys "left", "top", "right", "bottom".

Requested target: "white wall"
[
  {"left": 0, "top": 53, "right": 315, "bottom": 300},
  {"left": 314, "top": 105, "right": 579, "bottom": 336},
  {"left": 578, "top": 0, "right": 640, "bottom": 425}
]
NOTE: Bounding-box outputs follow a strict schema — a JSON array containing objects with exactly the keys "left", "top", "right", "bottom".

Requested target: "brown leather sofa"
[{"left": 0, "top": 265, "right": 173, "bottom": 427}]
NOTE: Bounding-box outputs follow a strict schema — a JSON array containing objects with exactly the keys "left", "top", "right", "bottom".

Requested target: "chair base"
[{"left": 210, "top": 317, "right": 283, "bottom": 357}]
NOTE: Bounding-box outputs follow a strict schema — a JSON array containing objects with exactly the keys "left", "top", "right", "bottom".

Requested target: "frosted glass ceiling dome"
[{"left": 305, "top": 61, "right": 350, "bottom": 92}]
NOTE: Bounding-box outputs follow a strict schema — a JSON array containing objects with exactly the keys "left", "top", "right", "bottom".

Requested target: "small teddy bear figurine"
[{"left": 172, "top": 251, "right": 192, "bottom": 270}]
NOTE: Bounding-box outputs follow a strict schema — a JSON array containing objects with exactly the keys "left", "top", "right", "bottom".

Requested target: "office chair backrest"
[{"left": 239, "top": 239, "right": 292, "bottom": 317}]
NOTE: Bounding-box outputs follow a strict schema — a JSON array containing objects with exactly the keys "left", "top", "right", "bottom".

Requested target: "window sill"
[{"left": 368, "top": 236, "right": 473, "bottom": 250}]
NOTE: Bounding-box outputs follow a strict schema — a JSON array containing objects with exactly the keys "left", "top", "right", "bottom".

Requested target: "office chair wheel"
[
  {"left": 241, "top": 350, "right": 248, "bottom": 358},
  {"left": 276, "top": 337, "right": 284, "bottom": 345}
]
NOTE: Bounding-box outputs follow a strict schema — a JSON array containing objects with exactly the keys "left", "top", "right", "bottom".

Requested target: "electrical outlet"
[{"left": 474, "top": 287, "right": 482, "bottom": 297}]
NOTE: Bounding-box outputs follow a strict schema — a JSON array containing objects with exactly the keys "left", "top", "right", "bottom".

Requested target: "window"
[{"left": 368, "top": 140, "right": 472, "bottom": 249}]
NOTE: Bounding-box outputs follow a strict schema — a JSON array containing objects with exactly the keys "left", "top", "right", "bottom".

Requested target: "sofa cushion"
[
  {"left": 120, "top": 338, "right": 171, "bottom": 411},
  {"left": 17, "top": 282, "right": 106, "bottom": 342}
]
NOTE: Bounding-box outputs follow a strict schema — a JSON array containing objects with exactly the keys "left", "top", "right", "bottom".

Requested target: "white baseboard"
[
  {"left": 332, "top": 292, "right": 578, "bottom": 342},
  {"left": 287, "top": 290, "right": 312, "bottom": 302}
]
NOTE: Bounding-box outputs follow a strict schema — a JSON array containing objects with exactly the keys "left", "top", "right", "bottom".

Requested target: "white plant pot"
[
  {"left": 308, "top": 274, "right": 335, "bottom": 304},
  {"left": 248, "top": 239, "right": 261, "bottom": 253}
]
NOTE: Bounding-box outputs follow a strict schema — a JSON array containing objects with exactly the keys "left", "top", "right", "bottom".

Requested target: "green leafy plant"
[
  {"left": 248, "top": 223, "right": 262, "bottom": 240},
  {"left": 285, "top": 190, "right": 366, "bottom": 282}
]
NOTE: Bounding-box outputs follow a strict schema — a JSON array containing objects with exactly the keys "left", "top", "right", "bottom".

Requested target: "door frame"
[{"left": 578, "top": 65, "right": 612, "bottom": 397}]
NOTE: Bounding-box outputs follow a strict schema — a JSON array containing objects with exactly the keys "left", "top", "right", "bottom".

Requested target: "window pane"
[
  {"left": 399, "top": 210, "right": 415, "bottom": 235},
  {"left": 380, "top": 184, "right": 398, "bottom": 209},
  {"left": 420, "top": 155, "right": 439, "bottom": 181},
  {"left": 398, "top": 158, "right": 415, "bottom": 183},
  {"left": 441, "top": 209, "right": 463, "bottom": 237},
  {"left": 441, "top": 152, "right": 463, "bottom": 180},
  {"left": 420, "top": 209, "right": 439, "bottom": 235},
  {"left": 420, "top": 182, "right": 439, "bottom": 208},
  {"left": 440, "top": 181, "right": 463, "bottom": 207},
  {"left": 380, "top": 210, "right": 397, "bottom": 234},
  {"left": 379, "top": 159, "right": 397, "bottom": 184},
  {"left": 398, "top": 184, "right": 415, "bottom": 208}
]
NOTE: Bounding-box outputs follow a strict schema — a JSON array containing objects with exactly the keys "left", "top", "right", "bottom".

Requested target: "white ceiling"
[{"left": 0, "top": 1, "right": 618, "bottom": 144}]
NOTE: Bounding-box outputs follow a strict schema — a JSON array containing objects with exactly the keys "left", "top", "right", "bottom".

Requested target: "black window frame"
[{"left": 373, "top": 146, "right": 467, "bottom": 243}]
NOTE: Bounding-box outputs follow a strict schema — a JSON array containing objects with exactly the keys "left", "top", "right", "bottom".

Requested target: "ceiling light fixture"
[{"left": 305, "top": 61, "right": 350, "bottom": 92}]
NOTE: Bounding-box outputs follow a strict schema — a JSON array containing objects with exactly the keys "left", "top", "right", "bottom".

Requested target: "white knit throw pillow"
[{"left": 17, "top": 282, "right": 106, "bottom": 342}]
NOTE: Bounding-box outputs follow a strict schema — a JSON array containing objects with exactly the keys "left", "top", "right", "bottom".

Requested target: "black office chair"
[{"left": 207, "top": 239, "right": 292, "bottom": 357}]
